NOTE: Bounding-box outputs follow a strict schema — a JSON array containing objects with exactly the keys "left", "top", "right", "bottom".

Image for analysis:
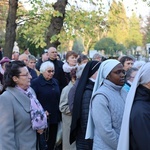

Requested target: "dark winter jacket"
[
  {"left": 31, "top": 74, "right": 61, "bottom": 124},
  {"left": 27, "top": 67, "right": 37, "bottom": 81},
  {"left": 48, "top": 59, "right": 67, "bottom": 92},
  {"left": 35, "top": 58, "right": 43, "bottom": 71},
  {"left": 130, "top": 84, "right": 150, "bottom": 150},
  {"left": 76, "top": 79, "right": 93, "bottom": 150}
]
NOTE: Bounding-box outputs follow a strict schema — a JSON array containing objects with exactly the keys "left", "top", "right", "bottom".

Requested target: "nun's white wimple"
[
  {"left": 86, "top": 59, "right": 121, "bottom": 139},
  {"left": 117, "top": 62, "right": 150, "bottom": 150}
]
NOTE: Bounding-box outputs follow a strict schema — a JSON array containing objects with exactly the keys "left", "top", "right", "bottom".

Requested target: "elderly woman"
[
  {"left": 31, "top": 61, "right": 61, "bottom": 150},
  {"left": 86, "top": 59, "right": 127, "bottom": 150},
  {"left": 117, "top": 62, "right": 150, "bottom": 150},
  {"left": 0, "top": 61, "right": 47, "bottom": 150}
]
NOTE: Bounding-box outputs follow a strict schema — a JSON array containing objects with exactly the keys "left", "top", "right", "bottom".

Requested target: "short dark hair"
[
  {"left": 3, "top": 61, "right": 26, "bottom": 89},
  {"left": 119, "top": 56, "right": 134, "bottom": 66},
  {"left": 65, "top": 51, "right": 78, "bottom": 61},
  {"left": 77, "top": 54, "right": 89, "bottom": 64}
]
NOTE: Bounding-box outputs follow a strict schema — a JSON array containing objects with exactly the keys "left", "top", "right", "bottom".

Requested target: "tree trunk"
[
  {"left": 4, "top": 0, "right": 18, "bottom": 58},
  {"left": 46, "top": 0, "right": 68, "bottom": 49}
]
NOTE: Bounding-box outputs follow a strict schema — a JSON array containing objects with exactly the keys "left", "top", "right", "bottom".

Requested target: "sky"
[{"left": 21, "top": 0, "right": 150, "bottom": 18}]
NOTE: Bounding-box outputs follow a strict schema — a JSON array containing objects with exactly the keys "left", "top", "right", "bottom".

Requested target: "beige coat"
[{"left": 59, "top": 81, "right": 76, "bottom": 150}]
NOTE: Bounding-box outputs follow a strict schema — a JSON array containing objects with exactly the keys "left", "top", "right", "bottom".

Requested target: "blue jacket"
[{"left": 31, "top": 74, "right": 61, "bottom": 124}]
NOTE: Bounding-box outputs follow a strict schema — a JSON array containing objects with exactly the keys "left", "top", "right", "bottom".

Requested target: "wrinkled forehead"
[{"left": 49, "top": 48, "right": 57, "bottom": 53}]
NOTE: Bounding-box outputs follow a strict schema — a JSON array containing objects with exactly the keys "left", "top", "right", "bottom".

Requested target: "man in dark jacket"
[
  {"left": 48, "top": 47, "right": 67, "bottom": 92},
  {"left": 36, "top": 49, "right": 49, "bottom": 71}
]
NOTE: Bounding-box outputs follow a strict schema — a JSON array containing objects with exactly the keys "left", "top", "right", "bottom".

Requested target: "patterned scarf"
[{"left": 16, "top": 86, "right": 48, "bottom": 130}]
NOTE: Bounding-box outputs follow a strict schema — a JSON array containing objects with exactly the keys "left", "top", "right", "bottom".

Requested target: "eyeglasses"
[
  {"left": 112, "top": 70, "right": 126, "bottom": 75},
  {"left": 47, "top": 70, "right": 55, "bottom": 73},
  {"left": 19, "top": 72, "right": 30, "bottom": 76}
]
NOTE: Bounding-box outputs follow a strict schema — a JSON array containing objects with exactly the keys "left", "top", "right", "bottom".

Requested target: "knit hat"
[
  {"left": 0, "top": 57, "right": 11, "bottom": 64},
  {"left": 41, "top": 49, "right": 48, "bottom": 55}
]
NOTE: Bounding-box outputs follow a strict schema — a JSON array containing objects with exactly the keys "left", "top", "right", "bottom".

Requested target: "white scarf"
[
  {"left": 117, "top": 62, "right": 150, "bottom": 150},
  {"left": 63, "top": 62, "right": 78, "bottom": 73}
]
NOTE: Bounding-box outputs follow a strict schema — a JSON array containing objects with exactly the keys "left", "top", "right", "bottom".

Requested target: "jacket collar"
[
  {"left": 39, "top": 74, "right": 55, "bottom": 86},
  {"left": 6, "top": 87, "right": 30, "bottom": 112}
]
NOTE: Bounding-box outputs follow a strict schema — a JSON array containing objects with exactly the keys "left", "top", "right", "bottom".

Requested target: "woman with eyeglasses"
[
  {"left": 0, "top": 61, "right": 47, "bottom": 150},
  {"left": 31, "top": 61, "right": 61, "bottom": 150},
  {"left": 86, "top": 59, "right": 127, "bottom": 150}
]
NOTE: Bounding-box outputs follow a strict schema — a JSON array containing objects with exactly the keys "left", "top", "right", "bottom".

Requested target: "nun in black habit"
[{"left": 70, "top": 61, "right": 101, "bottom": 150}]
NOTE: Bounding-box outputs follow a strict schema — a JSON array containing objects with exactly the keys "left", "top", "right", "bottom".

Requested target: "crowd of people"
[{"left": 0, "top": 46, "right": 149, "bottom": 150}]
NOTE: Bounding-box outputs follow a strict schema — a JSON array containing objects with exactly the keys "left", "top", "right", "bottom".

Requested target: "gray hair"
[
  {"left": 92, "top": 53, "right": 102, "bottom": 60},
  {"left": 28, "top": 55, "right": 36, "bottom": 61},
  {"left": 40, "top": 61, "right": 54, "bottom": 73},
  {"left": 126, "top": 67, "right": 138, "bottom": 81}
]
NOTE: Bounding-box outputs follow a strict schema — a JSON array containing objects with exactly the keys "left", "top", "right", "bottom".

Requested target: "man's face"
[
  {"left": 123, "top": 60, "right": 134, "bottom": 71},
  {"left": 19, "top": 55, "right": 29, "bottom": 66},
  {"left": 48, "top": 48, "right": 57, "bottom": 60}
]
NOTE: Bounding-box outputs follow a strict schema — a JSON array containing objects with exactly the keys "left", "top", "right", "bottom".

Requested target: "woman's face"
[
  {"left": 28, "top": 60, "right": 36, "bottom": 69},
  {"left": 13, "top": 66, "right": 32, "bottom": 90},
  {"left": 107, "top": 63, "right": 125, "bottom": 86},
  {"left": 67, "top": 55, "right": 77, "bottom": 66},
  {"left": 42, "top": 67, "right": 55, "bottom": 80}
]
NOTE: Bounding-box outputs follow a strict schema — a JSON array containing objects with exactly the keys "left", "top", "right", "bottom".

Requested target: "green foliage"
[
  {"left": 16, "top": 2, "right": 53, "bottom": 51},
  {"left": 0, "top": 1, "right": 8, "bottom": 46},
  {"left": 59, "top": 6, "right": 107, "bottom": 53},
  {"left": 115, "top": 43, "right": 126, "bottom": 53},
  {"left": 107, "top": 0, "right": 129, "bottom": 46},
  {"left": 94, "top": 37, "right": 126, "bottom": 55},
  {"left": 126, "top": 12, "right": 143, "bottom": 49},
  {"left": 15, "top": 0, "right": 107, "bottom": 54},
  {"left": 94, "top": 37, "right": 116, "bottom": 54},
  {"left": 72, "top": 37, "right": 84, "bottom": 54}
]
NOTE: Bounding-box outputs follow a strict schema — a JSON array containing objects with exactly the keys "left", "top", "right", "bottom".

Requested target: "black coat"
[
  {"left": 28, "top": 67, "right": 37, "bottom": 81},
  {"left": 31, "top": 74, "right": 61, "bottom": 124},
  {"left": 35, "top": 58, "right": 43, "bottom": 71},
  {"left": 130, "top": 84, "right": 150, "bottom": 150},
  {"left": 48, "top": 59, "right": 67, "bottom": 92},
  {"left": 76, "top": 79, "right": 93, "bottom": 150}
]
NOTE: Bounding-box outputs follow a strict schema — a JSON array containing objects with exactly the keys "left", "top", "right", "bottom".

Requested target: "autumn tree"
[
  {"left": 126, "top": 12, "right": 143, "bottom": 49},
  {"left": 4, "top": 0, "right": 18, "bottom": 58},
  {"left": 0, "top": 0, "right": 8, "bottom": 46},
  {"left": 143, "top": 13, "right": 150, "bottom": 45},
  {"left": 107, "top": 0, "right": 128, "bottom": 46}
]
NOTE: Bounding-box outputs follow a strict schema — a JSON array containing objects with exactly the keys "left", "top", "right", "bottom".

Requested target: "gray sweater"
[{"left": 91, "top": 79, "right": 126, "bottom": 150}]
